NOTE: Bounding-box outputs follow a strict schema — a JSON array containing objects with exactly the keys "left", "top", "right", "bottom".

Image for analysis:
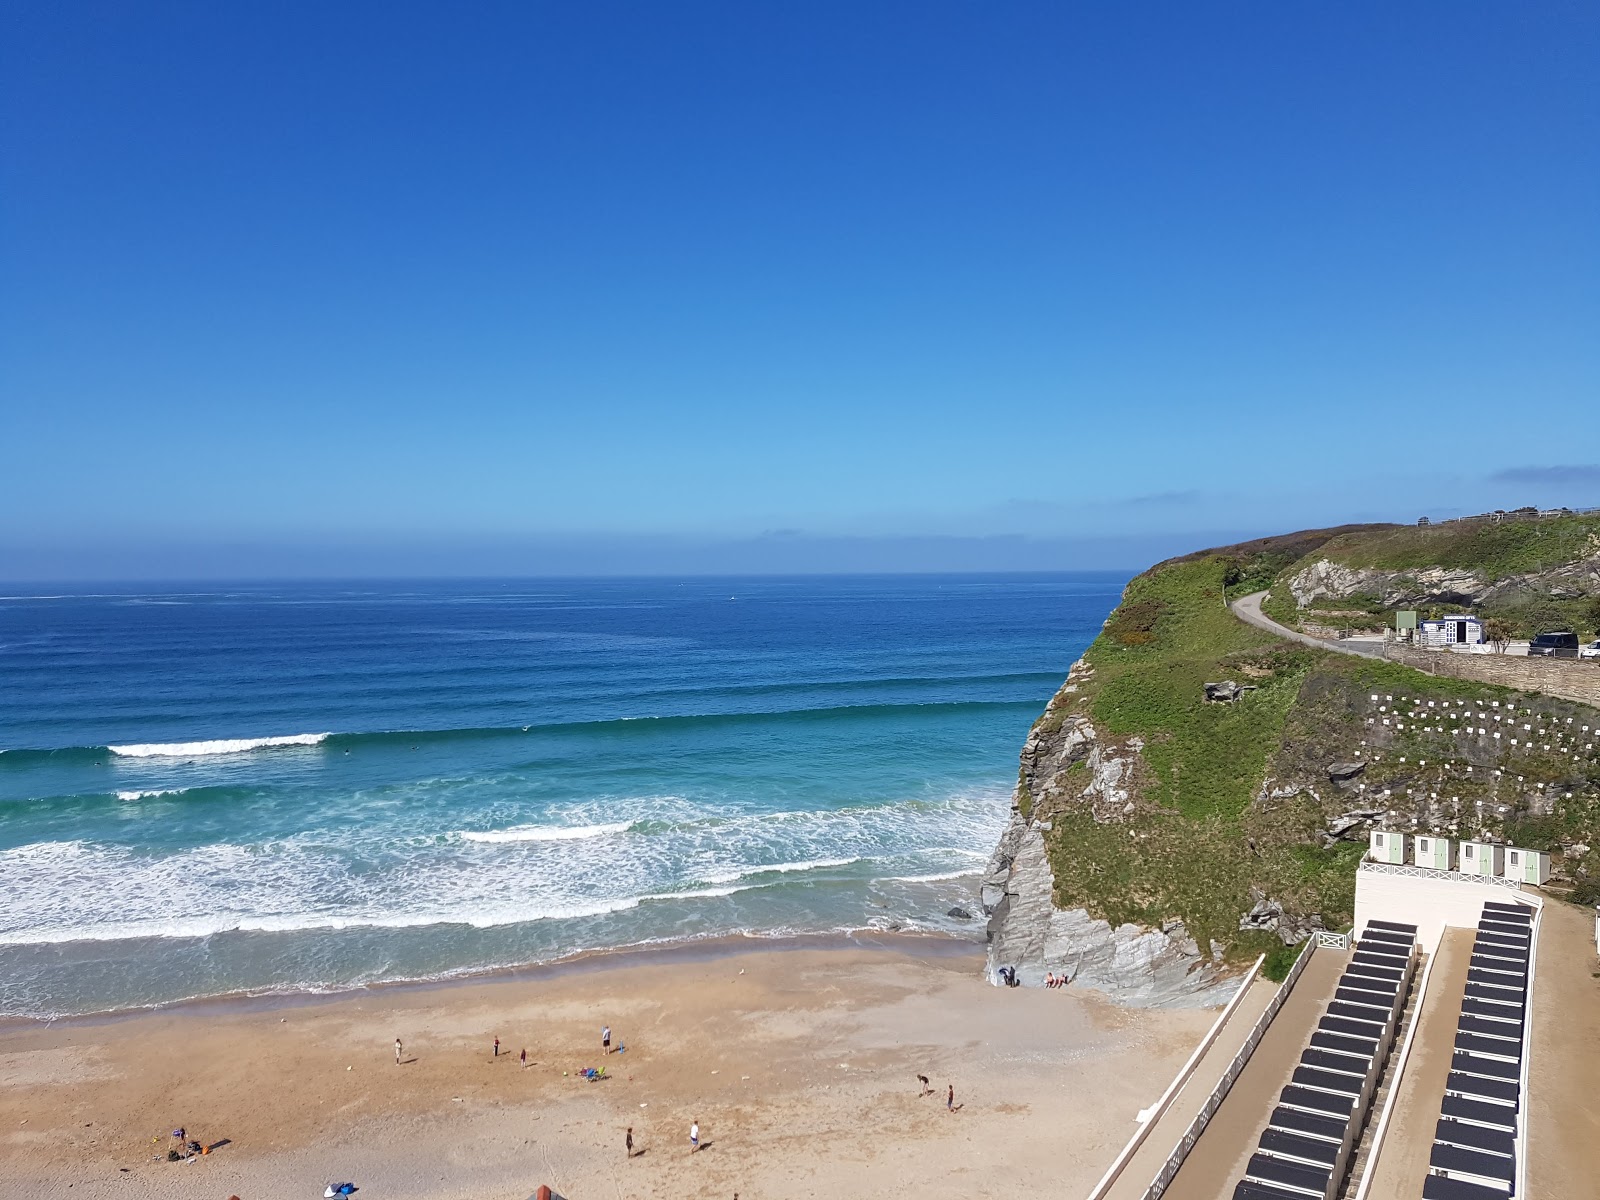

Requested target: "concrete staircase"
[{"left": 1337, "top": 950, "right": 1428, "bottom": 1199}]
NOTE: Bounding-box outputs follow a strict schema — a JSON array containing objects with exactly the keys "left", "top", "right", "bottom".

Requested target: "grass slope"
[{"left": 1036, "top": 546, "right": 1600, "bottom": 980}]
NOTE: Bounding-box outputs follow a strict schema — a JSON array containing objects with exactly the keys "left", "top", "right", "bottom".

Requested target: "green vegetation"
[
  {"left": 1315, "top": 513, "right": 1600, "bottom": 582},
  {"left": 1256, "top": 513, "right": 1600, "bottom": 639},
  {"left": 1030, "top": 533, "right": 1600, "bottom": 965}
]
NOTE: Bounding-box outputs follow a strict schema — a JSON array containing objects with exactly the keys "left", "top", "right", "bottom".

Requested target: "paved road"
[
  {"left": 1527, "top": 900, "right": 1600, "bottom": 1198},
  {"left": 1231, "top": 591, "right": 1386, "bottom": 659}
]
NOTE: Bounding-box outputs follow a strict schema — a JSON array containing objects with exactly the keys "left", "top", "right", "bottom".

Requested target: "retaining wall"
[{"left": 1380, "top": 644, "right": 1600, "bottom": 708}]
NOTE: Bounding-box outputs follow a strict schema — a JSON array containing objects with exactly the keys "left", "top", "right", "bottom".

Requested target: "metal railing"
[
  {"left": 1357, "top": 860, "right": 1525, "bottom": 890},
  {"left": 1136, "top": 936, "right": 1321, "bottom": 1200},
  {"left": 1081, "top": 954, "right": 1268, "bottom": 1200}
]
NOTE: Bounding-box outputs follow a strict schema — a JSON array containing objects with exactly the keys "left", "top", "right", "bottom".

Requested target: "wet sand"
[{"left": 0, "top": 936, "right": 1217, "bottom": 1199}]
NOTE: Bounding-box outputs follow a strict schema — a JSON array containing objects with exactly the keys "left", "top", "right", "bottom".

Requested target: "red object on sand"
[{"left": 535, "top": 1187, "right": 552, "bottom": 1200}]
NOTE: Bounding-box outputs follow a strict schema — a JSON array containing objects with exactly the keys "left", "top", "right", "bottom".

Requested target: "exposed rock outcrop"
[
  {"left": 1286, "top": 550, "right": 1600, "bottom": 612},
  {"left": 981, "top": 665, "right": 1238, "bottom": 1008},
  {"left": 983, "top": 809, "right": 1237, "bottom": 1007}
]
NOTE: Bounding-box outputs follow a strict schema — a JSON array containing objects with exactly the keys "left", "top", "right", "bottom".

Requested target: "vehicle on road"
[
  {"left": 1528, "top": 631, "right": 1580, "bottom": 658},
  {"left": 1580, "top": 639, "right": 1600, "bottom": 660}
]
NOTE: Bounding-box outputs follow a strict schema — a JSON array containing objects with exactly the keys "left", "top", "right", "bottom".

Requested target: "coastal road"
[{"left": 1231, "top": 591, "right": 1386, "bottom": 659}]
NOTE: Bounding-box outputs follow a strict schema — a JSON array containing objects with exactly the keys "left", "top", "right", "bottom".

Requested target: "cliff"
[{"left": 982, "top": 519, "right": 1600, "bottom": 1006}]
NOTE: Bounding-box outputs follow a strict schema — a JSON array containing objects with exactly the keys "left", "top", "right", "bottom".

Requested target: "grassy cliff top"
[
  {"left": 1032, "top": 538, "right": 1600, "bottom": 978},
  {"left": 1289, "top": 511, "right": 1600, "bottom": 581}
]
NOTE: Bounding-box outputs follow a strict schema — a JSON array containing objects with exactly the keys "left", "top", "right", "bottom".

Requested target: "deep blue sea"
[{"left": 0, "top": 575, "right": 1121, "bottom": 1017}]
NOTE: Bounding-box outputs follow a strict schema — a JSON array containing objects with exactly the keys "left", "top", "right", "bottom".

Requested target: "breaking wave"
[{"left": 107, "top": 734, "right": 330, "bottom": 758}]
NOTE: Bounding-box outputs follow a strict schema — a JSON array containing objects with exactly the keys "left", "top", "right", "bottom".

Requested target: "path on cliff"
[{"left": 1230, "top": 590, "right": 1385, "bottom": 659}]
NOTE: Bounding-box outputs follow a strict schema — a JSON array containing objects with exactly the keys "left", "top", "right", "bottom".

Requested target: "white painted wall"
[{"left": 1354, "top": 868, "right": 1532, "bottom": 954}]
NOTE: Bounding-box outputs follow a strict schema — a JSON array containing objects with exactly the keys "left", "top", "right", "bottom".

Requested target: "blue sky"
[{"left": 2, "top": 2, "right": 1596, "bottom": 578}]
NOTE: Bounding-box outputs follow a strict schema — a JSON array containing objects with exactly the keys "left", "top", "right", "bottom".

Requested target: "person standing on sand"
[
  {"left": 625, "top": 1127, "right": 634, "bottom": 1157},
  {"left": 947, "top": 1084, "right": 954, "bottom": 1111},
  {"left": 493, "top": 1036, "right": 500, "bottom": 1058},
  {"left": 395, "top": 1038, "right": 403, "bottom": 1065},
  {"left": 602, "top": 1025, "right": 612, "bottom": 1054},
  {"left": 689, "top": 1119, "right": 700, "bottom": 1152},
  {"left": 520, "top": 1047, "right": 527, "bottom": 1068}
]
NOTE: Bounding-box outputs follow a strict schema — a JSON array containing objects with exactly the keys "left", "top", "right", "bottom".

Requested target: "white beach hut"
[
  {"left": 1503, "top": 847, "right": 1551, "bottom": 885},
  {"left": 1458, "top": 840, "right": 1505, "bottom": 878},
  {"left": 1369, "top": 829, "right": 1412, "bottom": 865},
  {"left": 1419, "top": 615, "right": 1486, "bottom": 649},
  {"left": 1413, "top": 835, "right": 1456, "bottom": 872}
]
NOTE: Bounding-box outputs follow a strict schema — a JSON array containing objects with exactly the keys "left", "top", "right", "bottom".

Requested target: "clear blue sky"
[{"left": 2, "top": 2, "right": 1596, "bottom": 578}]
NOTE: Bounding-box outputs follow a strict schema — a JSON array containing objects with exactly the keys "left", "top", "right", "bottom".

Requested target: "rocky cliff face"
[
  {"left": 980, "top": 659, "right": 1238, "bottom": 1008},
  {"left": 1287, "top": 548, "right": 1600, "bottom": 611}
]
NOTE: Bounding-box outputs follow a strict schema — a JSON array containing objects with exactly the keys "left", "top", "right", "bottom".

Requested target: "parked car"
[
  {"left": 1580, "top": 639, "right": 1600, "bottom": 660},
  {"left": 1527, "top": 631, "right": 1580, "bottom": 658}
]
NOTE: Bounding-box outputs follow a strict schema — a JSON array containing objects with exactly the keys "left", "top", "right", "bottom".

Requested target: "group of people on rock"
[{"left": 1044, "top": 971, "right": 1071, "bottom": 988}]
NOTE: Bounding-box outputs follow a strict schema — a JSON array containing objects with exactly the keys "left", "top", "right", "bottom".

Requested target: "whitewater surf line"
[{"left": 0, "top": 699, "right": 1043, "bottom": 766}]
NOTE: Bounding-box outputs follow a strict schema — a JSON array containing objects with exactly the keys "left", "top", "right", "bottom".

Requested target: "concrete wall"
[
  {"left": 1381, "top": 644, "right": 1600, "bottom": 709},
  {"left": 1354, "top": 866, "right": 1532, "bottom": 953}
]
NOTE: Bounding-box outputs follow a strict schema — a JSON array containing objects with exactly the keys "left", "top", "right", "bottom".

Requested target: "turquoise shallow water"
[{"left": 0, "top": 574, "right": 1120, "bottom": 1016}]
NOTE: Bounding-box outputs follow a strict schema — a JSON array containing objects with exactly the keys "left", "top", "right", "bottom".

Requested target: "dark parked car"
[{"left": 1527, "top": 631, "right": 1580, "bottom": 658}]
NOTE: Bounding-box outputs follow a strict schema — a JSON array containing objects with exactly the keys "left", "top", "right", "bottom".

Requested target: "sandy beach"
[{"left": 0, "top": 935, "right": 1218, "bottom": 1200}]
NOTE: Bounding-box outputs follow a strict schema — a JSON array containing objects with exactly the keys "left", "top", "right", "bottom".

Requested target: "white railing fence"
[
  {"left": 1136, "top": 936, "right": 1320, "bottom": 1200},
  {"left": 1357, "top": 860, "right": 1525, "bottom": 891},
  {"left": 1081, "top": 954, "right": 1268, "bottom": 1200}
]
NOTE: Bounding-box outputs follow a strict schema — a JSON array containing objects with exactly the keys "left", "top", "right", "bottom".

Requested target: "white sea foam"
[
  {"left": 0, "top": 788, "right": 1010, "bottom": 952},
  {"left": 458, "top": 821, "right": 632, "bottom": 843},
  {"left": 107, "top": 733, "right": 330, "bottom": 758},
  {"left": 702, "top": 856, "right": 862, "bottom": 884},
  {"left": 883, "top": 870, "right": 977, "bottom": 883},
  {"left": 114, "top": 789, "right": 188, "bottom": 802}
]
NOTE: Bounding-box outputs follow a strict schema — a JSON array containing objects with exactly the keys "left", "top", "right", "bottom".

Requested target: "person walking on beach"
[
  {"left": 602, "top": 1025, "right": 612, "bottom": 1054},
  {"left": 689, "top": 1119, "right": 700, "bottom": 1153},
  {"left": 946, "top": 1083, "right": 954, "bottom": 1111},
  {"left": 520, "top": 1047, "right": 527, "bottom": 1069},
  {"left": 395, "top": 1038, "right": 403, "bottom": 1065},
  {"left": 625, "top": 1127, "right": 634, "bottom": 1158},
  {"left": 493, "top": 1036, "right": 500, "bottom": 1058}
]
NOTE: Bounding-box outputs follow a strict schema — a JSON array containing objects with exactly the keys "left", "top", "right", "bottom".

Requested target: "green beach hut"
[
  {"left": 1458, "top": 840, "right": 1505, "bottom": 878},
  {"left": 1369, "top": 829, "right": 1411, "bottom": 865},
  {"left": 1413, "top": 835, "right": 1455, "bottom": 872},
  {"left": 1503, "top": 846, "right": 1551, "bottom": 885}
]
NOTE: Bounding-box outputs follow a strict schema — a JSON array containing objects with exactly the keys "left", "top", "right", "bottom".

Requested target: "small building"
[
  {"left": 1413, "top": 834, "right": 1456, "bottom": 871},
  {"left": 1503, "top": 847, "right": 1551, "bottom": 885},
  {"left": 1419, "top": 614, "right": 1485, "bottom": 649},
  {"left": 1458, "top": 840, "right": 1505, "bottom": 878},
  {"left": 1370, "top": 829, "right": 1412, "bottom": 865}
]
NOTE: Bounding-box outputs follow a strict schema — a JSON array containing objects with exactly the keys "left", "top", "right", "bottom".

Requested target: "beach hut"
[
  {"left": 1457, "top": 840, "right": 1505, "bottom": 878},
  {"left": 1503, "top": 847, "right": 1551, "bottom": 885},
  {"left": 1369, "top": 829, "right": 1412, "bottom": 865},
  {"left": 1419, "top": 614, "right": 1485, "bottom": 649},
  {"left": 1413, "top": 835, "right": 1455, "bottom": 872}
]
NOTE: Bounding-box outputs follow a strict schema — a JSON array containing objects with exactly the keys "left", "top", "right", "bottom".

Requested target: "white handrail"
[
  {"left": 1136, "top": 936, "right": 1320, "bottom": 1200},
  {"left": 1081, "top": 953, "right": 1266, "bottom": 1200},
  {"left": 1515, "top": 895, "right": 1543, "bottom": 1200}
]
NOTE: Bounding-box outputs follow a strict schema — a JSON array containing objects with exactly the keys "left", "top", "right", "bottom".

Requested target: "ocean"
[{"left": 0, "top": 574, "right": 1120, "bottom": 1017}]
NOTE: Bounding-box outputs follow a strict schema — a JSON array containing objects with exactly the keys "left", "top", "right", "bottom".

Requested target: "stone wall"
[{"left": 1381, "top": 645, "right": 1600, "bottom": 708}]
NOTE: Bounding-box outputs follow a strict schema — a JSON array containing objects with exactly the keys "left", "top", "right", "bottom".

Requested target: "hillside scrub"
[
  {"left": 1309, "top": 513, "right": 1600, "bottom": 583},
  {"left": 1030, "top": 544, "right": 1600, "bottom": 967}
]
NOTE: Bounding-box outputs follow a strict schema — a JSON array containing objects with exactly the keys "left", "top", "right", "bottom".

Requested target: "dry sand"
[{"left": 0, "top": 936, "right": 1218, "bottom": 1200}]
